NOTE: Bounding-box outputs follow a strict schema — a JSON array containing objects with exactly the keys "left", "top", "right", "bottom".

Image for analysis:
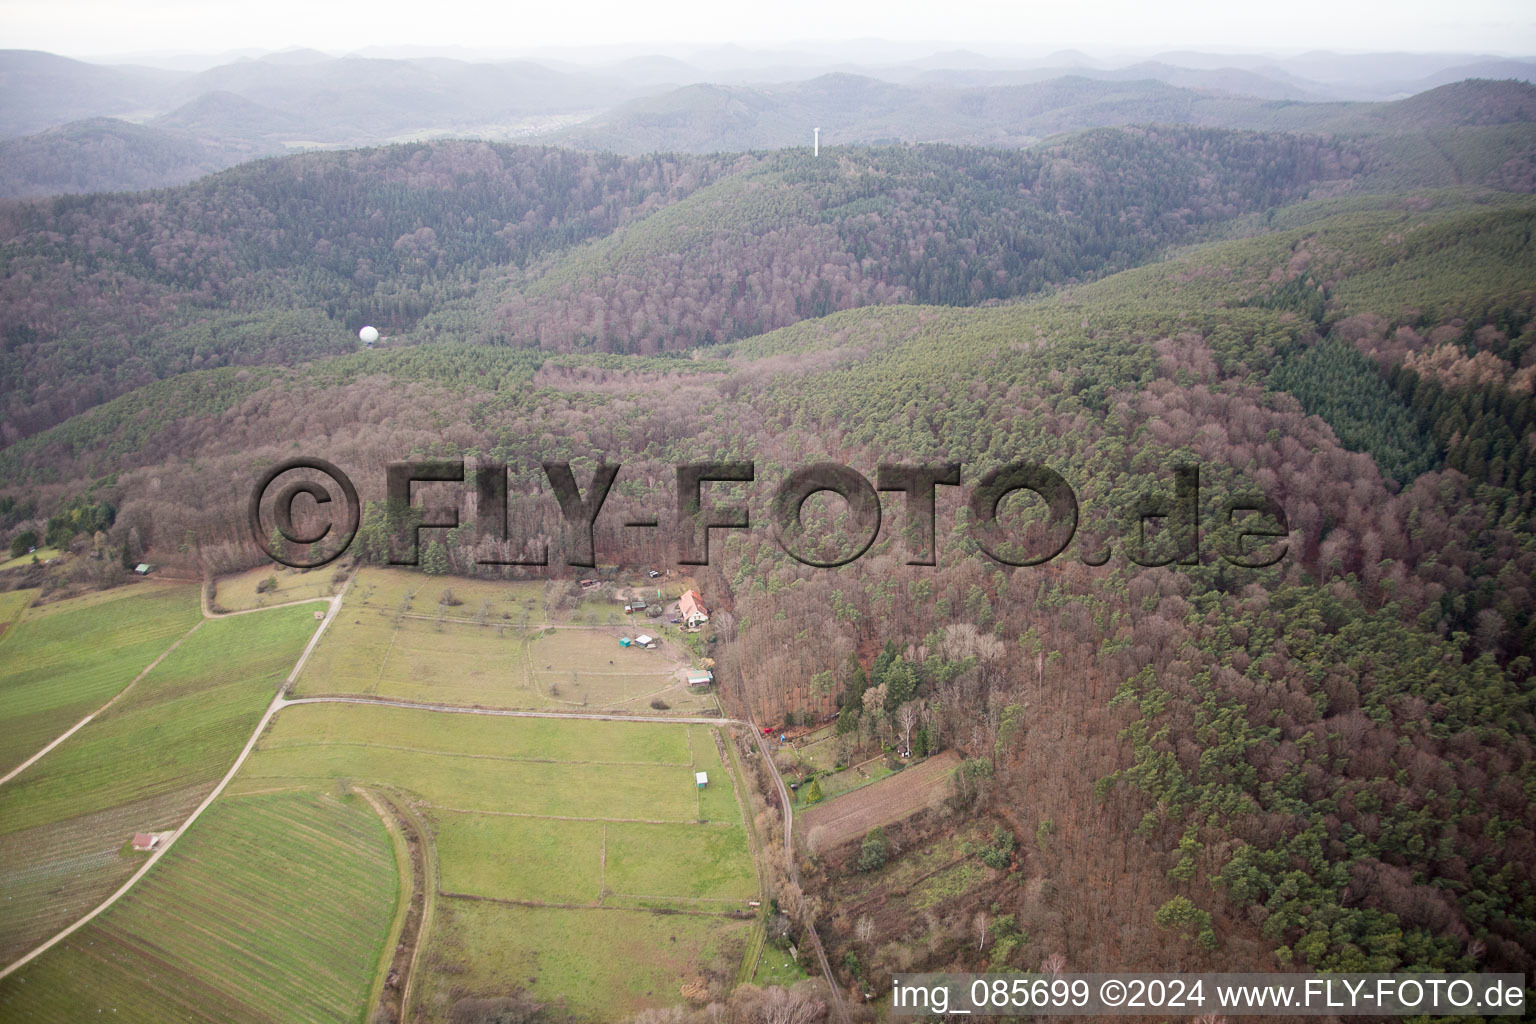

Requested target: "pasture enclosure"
[
  {"left": 295, "top": 568, "right": 718, "bottom": 714},
  {"left": 209, "top": 564, "right": 340, "bottom": 611},
  {"left": 415, "top": 900, "right": 753, "bottom": 1021},
  {"left": 230, "top": 702, "right": 759, "bottom": 1020}
]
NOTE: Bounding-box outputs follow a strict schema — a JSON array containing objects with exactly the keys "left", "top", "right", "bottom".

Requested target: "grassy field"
[
  {"left": 752, "top": 939, "right": 812, "bottom": 987},
  {"left": 339, "top": 568, "right": 549, "bottom": 624},
  {"left": 810, "top": 753, "right": 895, "bottom": 801},
  {"left": 786, "top": 725, "right": 841, "bottom": 771},
  {"left": 294, "top": 567, "right": 719, "bottom": 714},
  {"left": 239, "top": 742, "right": 700, "bottom": 818},
  {"left": 209, "top": 564, "right": 341, "bottom": 611},
  {"left": 0, "top": 547, "right": 59, "bottom": 572},
  {"left": 0, "top": 789, "right": 399, "bottom": 1023},
  {"left": 605, "top": 821, "right": 755, "bottom": 901},
  {"left": 235, "top": 707, "right": 737, "bottom": 824},
  {"left": 434, "top": 810, "right": 606, "bottom": 903},
  {"left": 0, "top": 582, "right": 201, "bottom": 776},
  {"left": 528, "top": 628, "right": 687, "bottom": 708},
  {"left": 297, "top": 605, "right": 532, "bottom": 702},
  {"left": 258, "top": 700, "right": 691, "bottom": 761},
  {"left": 0, "top": 588, "right": 36, "bottom": 629},
  {"left": 228, "top": 702, "right": 759, "bottom": 1020},
  {"left": 415, "top": 900, "right": 753, "bottom": 1021},
  {"left": 0, "top": 605, "right": 319, "bottom": 963}
]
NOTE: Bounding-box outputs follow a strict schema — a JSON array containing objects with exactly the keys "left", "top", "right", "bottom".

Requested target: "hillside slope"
[
  {"left": 10, "top": 115, "right": 1534, "bottom": 443},
  {"left": 2, "top": 197, "right": 1532, "bottom": 993}
]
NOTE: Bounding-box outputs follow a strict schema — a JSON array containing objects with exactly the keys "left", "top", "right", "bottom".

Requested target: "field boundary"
[
  {"left": 201, "top": 583, "right": 333, "bottom": 619},
  {"left": 425, "top": 804, "right": 731, "bottom": 826},
  {"left": 360, "top": 787, "right": 426, "bottom": 1024},
  {"left": 283, "top": 694, "right": 729, "bottom": 723},
  {"left": 437, "top": 890, "right": 750, "bottom": 919},
  {"left": 265, "top": 738, "right": 693, "bottom": 768},
  {"left": 749, "top": 726, "right": 849, "bottom": 1024},
  {"left": 398, "top": 795, "right": 439, "bottom": 1024}
]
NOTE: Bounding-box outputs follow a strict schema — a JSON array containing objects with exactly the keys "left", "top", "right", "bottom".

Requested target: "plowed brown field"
[{"left": 801, "top": 750, "right": 961, "bottom": 849}]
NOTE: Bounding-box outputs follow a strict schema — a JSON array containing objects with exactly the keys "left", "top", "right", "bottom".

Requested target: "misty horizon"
[{"left": 4, "top": 0, "right": 1534, "bottom": 63}]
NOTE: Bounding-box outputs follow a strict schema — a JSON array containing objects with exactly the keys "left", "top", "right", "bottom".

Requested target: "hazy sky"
[{"left": 4, "top": 0, "right": 1533, "bottom": 60}]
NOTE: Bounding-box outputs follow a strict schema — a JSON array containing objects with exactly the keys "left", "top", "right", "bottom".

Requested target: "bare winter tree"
[
  {"left": 806, "top": 825, "right": 827, "bottom": 856},
  {"left": 758, "top": 983, "right": 827, "bottom": 1024},
  {"left": 896, "top": 699, "right": 923, "bottom": 756}
]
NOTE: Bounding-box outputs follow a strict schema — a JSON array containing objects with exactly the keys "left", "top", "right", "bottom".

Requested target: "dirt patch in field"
[{"left": 800, "top": 751, "right": 961, "bottom": 850}]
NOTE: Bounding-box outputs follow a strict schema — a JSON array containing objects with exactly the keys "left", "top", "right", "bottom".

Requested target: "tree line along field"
[
  {"left": 0, "top": 582, "right": 202, "bottom": 775},
  {"left": 226, "top": 701, "right": 760, "bottom": 1020},
  {"left": 0, "top": 603, "right": 321, "bottom": 964},
  {"left": 0, "top": 789, "right": 398, "bottom": 1023},
  {"left": 293, "top": 567, "right": 720, "bottom": 715}
]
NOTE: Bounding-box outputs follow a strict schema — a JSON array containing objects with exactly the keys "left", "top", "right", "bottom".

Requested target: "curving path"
[
  {"left": 0, "top": 581, "right": 347, "bottom": 981},
  {"left": 0, "top": 619, "right": 204, "bottom": 787},
  {"left": 2, "top": 576, "right": 848, "bottom": 1019},
  {"left": 0, "top": 581, "right": 337, "bottom": 790}
]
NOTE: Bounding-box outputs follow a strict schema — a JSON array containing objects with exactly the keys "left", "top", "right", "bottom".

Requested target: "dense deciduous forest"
[
  {"left": 2, "top": 91, "right": 1535, "bottom": 1012},
  {"left": 5, "top": 105, "right": 1530, "bottom": 444}
]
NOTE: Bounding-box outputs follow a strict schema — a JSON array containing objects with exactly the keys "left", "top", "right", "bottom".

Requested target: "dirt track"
[
  {"left": 2, "top": 576, "right": 849, "bottom": 1018},
  {"left": 801, "top": 750, "right": 962, "bottom": 850}
]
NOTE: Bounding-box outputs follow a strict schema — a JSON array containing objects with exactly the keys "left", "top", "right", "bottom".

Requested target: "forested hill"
[
  {"left": 3, "top": 53, "right": 1532, "bottom": 197},
  {"left": 2, "top": 195, "right": 1533, "bottom": 989},
  {"left": 554, "top": 76, "right": 1536, "bottom": 152},
  {"left": 5, "top": 114, "right": 1535, "bottom": 445},
  {"left": 0, "top": 146, "right": 741, "bottom": 442}
]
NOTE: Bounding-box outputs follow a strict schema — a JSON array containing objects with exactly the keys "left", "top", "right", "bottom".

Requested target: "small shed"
[
  {"left": 619, "top": 637, "right": 633, "bottom": 647},
  {"left": 133, "top": 563, "right": 153, "bottom": 575},
  {"left": 131, "top": 832, "right": 159, "bottom": 851},
  {"left": 695, "top": 772, "right": 708, "bottom": 788},
  {"left": 686, "top": 669, "right": 713, "bottom": 688},
  {"left": 633, "top": 633, "right": 656, "bottom": 649}
]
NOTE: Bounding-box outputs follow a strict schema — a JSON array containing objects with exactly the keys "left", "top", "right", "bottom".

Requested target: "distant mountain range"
[{"left": 0, "top": 46, "right": 1533, "bottom": 197}]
